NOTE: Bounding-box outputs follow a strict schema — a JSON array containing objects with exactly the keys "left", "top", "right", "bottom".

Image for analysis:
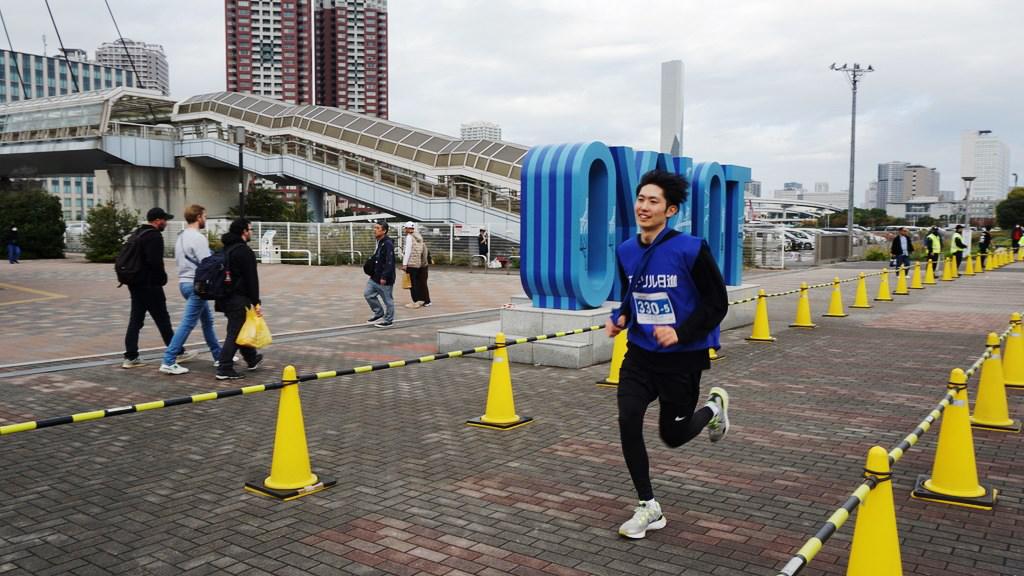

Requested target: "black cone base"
[
  {"left": 466, "top": 416, "right": 534, "bottom": 430},
  {"left": 910, "top": 474, "right": 997, "bottom": 510},
  {"left": 245, "top": 477, "right": 336, "bottom": 501}
]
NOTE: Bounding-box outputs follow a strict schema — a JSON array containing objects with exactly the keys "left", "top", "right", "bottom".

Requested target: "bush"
[
  {"left": 864, "top": 246, "right": 889, "bottom": 261},
  {"left": 0, "top": 184, "right": 66, "bottom": 259},
  {"left": 83, "top": 202, "right": 138, "bottom": 262}
]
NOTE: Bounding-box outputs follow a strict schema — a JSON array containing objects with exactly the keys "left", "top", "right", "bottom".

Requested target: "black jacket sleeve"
[
  {"left": 142, "top": 227, "right": 167, "bottom": 286},
  {"left": 675, "top": 243, "right": 729, "bottom": 344}
]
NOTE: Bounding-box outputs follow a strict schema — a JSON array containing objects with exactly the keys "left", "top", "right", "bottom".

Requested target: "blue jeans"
[
  {"left": 163, "top": 282, "right": 222, "bottom": 365},
  {"left": 895, "top": 254, "right": 910, "bottom": 269},
  {"left": 7, "top": 243, "right": 19, "bottom": 263},
  {"left": 364, "top": 278, "right": 394, "bottom": 322}
]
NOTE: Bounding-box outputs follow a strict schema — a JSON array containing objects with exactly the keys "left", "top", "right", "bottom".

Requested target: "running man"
[{"left": 605, "top": 169, "right": 730, "bottom": 539}]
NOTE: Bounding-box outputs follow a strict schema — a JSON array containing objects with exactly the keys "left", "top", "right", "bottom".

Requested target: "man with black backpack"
[
  {"left": 121, "top": 208, "right": 176, "bottom": 368},
  {"left": 215, "top": 218, "right": 264, "bottom": 380}
]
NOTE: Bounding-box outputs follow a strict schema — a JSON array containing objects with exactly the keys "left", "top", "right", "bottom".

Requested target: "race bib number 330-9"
[{"left": 633, "top": 292, "right": 676, "bottom": 325}]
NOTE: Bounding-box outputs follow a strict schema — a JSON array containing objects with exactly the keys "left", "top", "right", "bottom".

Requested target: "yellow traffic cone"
[
  {"left": 597, "top": 330, "right": 627, "bottom": 387},
  {"left": 846, "top": 446, "right": 903, "bottom": 576},
  {"left": 941, "top": 257, "right": 953, "bottom": 281},
  {"left": 850, "top": 272, "right": 872, "bottom": 308},
  {"left": 823, "top": 277, "right": 847, "bottom": 317},
  {"left": 709, "top": 347, "right": 722, "bottom": 361},
  {"left": 909, "top": 262, "right": 923, "bottom": 289},
  {"left": 985, "top": 252, "right": 995, "bottom": 271},
  {"left": 975, "top": 254, "right": 984, "bottom": 274},
  {"left": 924, "top": 259, "right": 937, "bottom": 285},
  {"left": 875, "top": 268, "right": 893, "bottom": 301},
  {"left": 1018, "top": 246, "right": 1024, "bottom": 261},
  {"left": 245, "top": 365, "right": 335, "bottom": 500},
  {"left": 468, "top": 332, "right": 533, "bottom": 429},
  {"left": 951, "top": 256, "right": 960, "bottom": 278},
  {"left": 964, "top": 253, "right": 975, "bottom": 276},
  {"left": 746, "top": 289, "right": 775, "bottom": 342},
  {"left": 893, "top": 266, "right": 909, "bottom": 295},
  {"left": 790, "top": 282, "right": 817, "bottom": 327},
  {"left": 1002, "top": 313, "right": 1024, "bottom": 389},
  {"left": 971, "top": 333, "right": 1021, "bottom": 433},
  {"left": 911, "top": 368, "right": 998, "bottom": 509}
]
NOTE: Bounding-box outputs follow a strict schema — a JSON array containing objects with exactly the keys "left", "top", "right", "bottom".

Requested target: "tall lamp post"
[
  {"left": 961, "top": 176, "right": 975, "bottom": 227},
  {"left": 234, "top": 126, "right": 247, "bottom": 218},
  {"left": 830, "top": 62, "right": 873, "bottom": 258}
]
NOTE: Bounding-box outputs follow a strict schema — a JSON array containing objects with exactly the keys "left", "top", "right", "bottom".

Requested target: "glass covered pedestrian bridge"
[
  {"left": 174, "top": 92, "right": 526, "bottom": 214},
  {"left": 0, "top": 87, "right": 177, "bottom": 144}
]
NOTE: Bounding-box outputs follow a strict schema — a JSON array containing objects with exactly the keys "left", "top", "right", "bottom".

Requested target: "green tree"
[
  {"left": 1006, "top": 186, "right": 1024, "bottom": 200},
  {"left": 915, "top": 215, "right": 937, "bottom": 227},
  {"left": 995, "top": 197, "right": 1024, "bottom": 230},
  {"left": 0, "top": 181, "right": 66, "bottom": 259},
  {"left": 282, "top": 199, "right": 309, "bottom": 222},
  {"left": 229, "top": 186, "right": 289, "bottom": 221},
  {"left": 83, "top": 201, "right": 138, "bottom": 262}
]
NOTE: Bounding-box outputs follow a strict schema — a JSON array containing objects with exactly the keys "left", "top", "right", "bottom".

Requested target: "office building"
[
  {"left": 877, "top": 161, "right": 908, "bottom": 207},
  {"left": 225, "top": 0, "right": 313, "bottom": 105},
  {"left": 744, "top": 180, "right": 762, "bottom": 198},
  {"left": 460, "top": 121, "right": 501, "bottom": 141},
  {"left": 315, "top": 0, "right": 388, "bottom": 117},
  {"left": 814, "top": 182, "right": 829, "bottom": 194},
  {"left": 864, "top": 181, "right": 877, "bottom": 209},
  {"left": 961, "top": 130, "right": 1010, "bottom": 200},
  {"left": 95, "top": 39, "right": 170, "bottom": 95},
  {"left": 0, "top": 49, "right": 135, "bottom": 220},
  {"left": 773, "top": 182, "right": 804, "bottom": 200}
]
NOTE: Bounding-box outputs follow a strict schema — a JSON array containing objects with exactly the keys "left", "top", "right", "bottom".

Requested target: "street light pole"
[
  {"left": 830, "top": 62, "right": 873, "bottom": 258},
  {"left": 234, "top": 126, "right": 247, "bottom": 218},
  {"left": 961, "top": 176, "right": 975, "bottom": 227}
]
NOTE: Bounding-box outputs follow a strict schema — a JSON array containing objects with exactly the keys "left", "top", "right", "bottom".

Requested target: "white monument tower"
[{"left": 660, "top": 60, "right": 685, "bottom": 155}]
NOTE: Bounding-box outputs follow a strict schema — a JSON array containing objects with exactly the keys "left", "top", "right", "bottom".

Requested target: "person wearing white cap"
[{"left": 401, "top": 222, "right": 431, "bottom": 308}]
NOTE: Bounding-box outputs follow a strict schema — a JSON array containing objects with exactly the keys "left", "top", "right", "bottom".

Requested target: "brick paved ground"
[{"left": 0, "top": 258, "right": 1022, "bottom": 575}]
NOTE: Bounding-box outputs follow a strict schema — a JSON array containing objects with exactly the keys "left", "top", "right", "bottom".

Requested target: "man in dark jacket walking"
[
  {"left": 365, "top": 221, "right": 396, "bottom": 327},
  {"left": 122, "top": 208, "right": 176, "bottom": 368},
  {"left": 215, "top": 218, "right": 265, "bottom": 380},
  {"left": 889, "top": 227, "right": 915, "bottom": 270}
]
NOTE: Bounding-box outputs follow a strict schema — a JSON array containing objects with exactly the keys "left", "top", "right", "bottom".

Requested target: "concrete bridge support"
[{"left": 95, "top": 159, "right": 239, "bottom": 219}]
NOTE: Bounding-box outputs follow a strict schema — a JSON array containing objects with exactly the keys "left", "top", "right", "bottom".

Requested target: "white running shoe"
[
  {"left": 618, "top": 500, "right": 666, "bottom": 539},
  {"left": 159, "top": 363, "right": 190, "bottom": 375},
  {"left": 121, "top": 357, "right": 145, "bottom": 369},
  {"left": 707, "top": 387, "right": 730, "bottom": 443}
]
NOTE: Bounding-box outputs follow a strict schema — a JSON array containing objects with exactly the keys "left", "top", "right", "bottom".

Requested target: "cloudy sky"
[{"left": 3, "top": 1, "right": 1022, "bottom": 203}]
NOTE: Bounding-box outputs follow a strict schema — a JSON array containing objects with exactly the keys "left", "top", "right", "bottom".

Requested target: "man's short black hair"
[
  {"left": 229, "top": 218, "right": 252, "bottom": 235},
  {"left": 636, "top": 169, "right": 689, "bottom": 208},
  {"left": 374, "top": 221, "right": 389, "bottom": 232}
]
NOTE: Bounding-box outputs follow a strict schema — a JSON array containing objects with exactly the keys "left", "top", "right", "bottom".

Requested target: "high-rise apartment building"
[
  {"left": 961, "top": 130, "right": 1010, "bottom": 200},
  {"left": 225, "top": 0, "right": 313, "bottom": 105},
  {"left": 315, "top": 0, "right": 388, "bottom": 117},
  {"left": 902, "top": 164, "right": 940, "bottom": 200},
  {"left": 0, "top": 49, "right": 135, "bottom": 219},
  {"left": 460, "top": 121, "right": 501, "bottom": 141},
  {"left": 877, "top": 161, "right": 908, "bottom": 207},
  {"left": 814, "top": 182, "right": 829, "bottom": 194},
  {"left": 744, "top": 180, "right": 762, "bottom": 198},
  {"left": 95, "top": 39, "right": 170, "bottom": 95}
]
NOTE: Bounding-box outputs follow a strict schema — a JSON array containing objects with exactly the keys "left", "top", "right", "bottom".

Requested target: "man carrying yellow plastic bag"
[
  {"left": 237, "top": 305, "right": 272, "bottom": 349},
  {"left": 215, "top": 218, "right": 266, "bottom": 380}
]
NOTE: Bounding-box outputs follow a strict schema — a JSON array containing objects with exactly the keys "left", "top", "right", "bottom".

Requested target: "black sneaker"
[
  {"left": 247, "top": 353, "right": 264, "bottom": 371},
  {"left": 216, "top": 369, "right": 244, "bottom": 380},
  {"left": 374, "top": 320, "right": 394, "bottom": 328},
  {"left": 366, "top": 314, "right": 384, "bottom": 323}
]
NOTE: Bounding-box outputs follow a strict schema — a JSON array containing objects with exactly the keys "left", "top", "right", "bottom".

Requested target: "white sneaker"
[
  {"left": 159, "top": 363, "right": 190, "bottom": 375},
  {"left": 618, "top": 500, "right": 666, "bottom": 539},
  {"left": 404, "top": 302, "right": 422, "bottom": 308},
  {"left": 707, "top": 387, "right": 730, "bottom": 443},
  {"left": 213, "top": 354, "right": 241, "bottom": 368},
  {"left": 121, "top": 357, "right": 145, "bottom": 369},
  {"left": 176, "top": 350, "right": 199, "bottom": 363}
]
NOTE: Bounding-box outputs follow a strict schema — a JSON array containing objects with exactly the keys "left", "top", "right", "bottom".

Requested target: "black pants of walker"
[
  {"left": 124, "top": 284, "right": 174, "bottom": 360},
  {"left": 408, "top": 267, "right": 431, "bottom": 305},
  {"left": 617, "top": 359, "right": 713, "bottom": 502},
  {"left": 218, "top": 296, "right": 259, "bottom": 372}
]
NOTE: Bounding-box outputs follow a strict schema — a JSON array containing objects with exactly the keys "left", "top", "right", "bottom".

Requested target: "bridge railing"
[
  {"left": 176, "top": 122, "right": 520, "bottom": 217},
  {"left": 107, "top": 122, "right": 177, "bottom": 140}
]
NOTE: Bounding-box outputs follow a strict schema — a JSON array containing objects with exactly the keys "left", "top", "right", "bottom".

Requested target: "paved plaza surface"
[{"left": 0, "top": 257, "right": 1022, "bottom": 575}]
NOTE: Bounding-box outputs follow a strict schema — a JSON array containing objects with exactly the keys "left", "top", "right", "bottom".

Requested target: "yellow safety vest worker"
[
  {"left": 950, "top": 232, "right": 964, "bottom": 255},
  {"left": 927, "top": 234, "right": 941, "bottom": 254}
]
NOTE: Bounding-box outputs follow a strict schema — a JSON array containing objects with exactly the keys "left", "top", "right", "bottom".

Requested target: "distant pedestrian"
[
  {"left": 924, "top": 226, "right": 942, "bottom": 272},
  {"left": 401, "top": 222, "right": 431, "bottom": 308},
  {"left": 122, "top": 208, "right": 176, "bottom": 368},
  {"left": 5, "top": 226, "right": 19, "bottom": 263},
  {"left": 365, "top": 222, "right": 396, "bottom": 327},
  {"left": 1013, "top": 224, "right": 1023, "bottom": 253},
  {"left": 978, "top": 225, "right": 993, "bottom": 268},
  {"left": 889, "top": 227, "right": 914, "bottom": 270},
  {"left": 605, "top": 170, "right": 730, "bottom": 540},
  {"left": 214, "top": 218, "right": 265, "bottom": 380},
  {"left": 478, "top": 229, "right": 489, "bottom": 263},
  {"left": 159, "top": 205, "right": 223, "bottom": 375},
  {"left": 951, "top": 224, "right": 967, "bottom": 270}
]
